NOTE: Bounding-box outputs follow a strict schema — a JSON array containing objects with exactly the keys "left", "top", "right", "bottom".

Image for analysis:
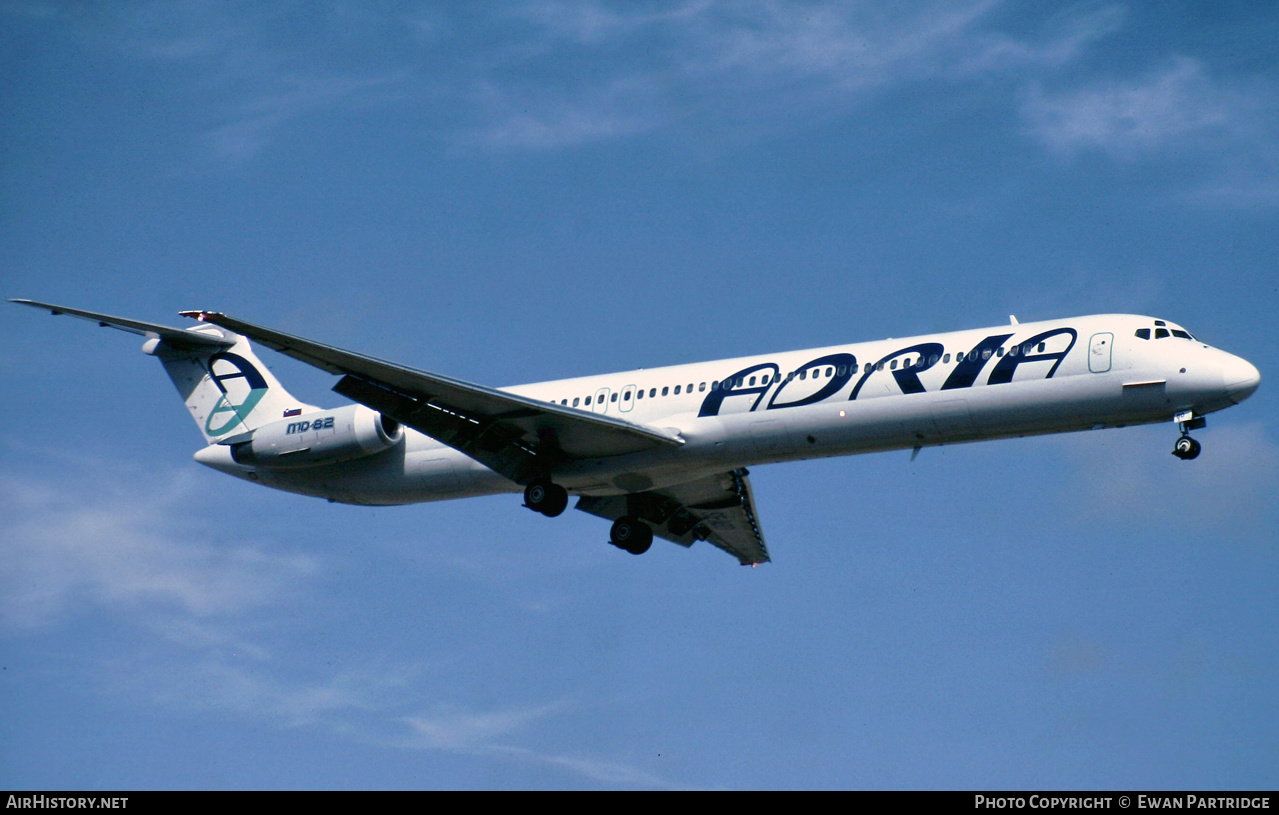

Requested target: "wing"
[
  {"left": 576, "top": 468, "right": 770, "bottom": 565},
  {"left": 179, "top": 311, "right": 683, "bottom": 484}
]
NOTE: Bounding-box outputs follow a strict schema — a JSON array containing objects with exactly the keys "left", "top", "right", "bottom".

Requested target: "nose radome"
[{"left": 1222, "top": 354, "right": 1261, "bottom": 404}]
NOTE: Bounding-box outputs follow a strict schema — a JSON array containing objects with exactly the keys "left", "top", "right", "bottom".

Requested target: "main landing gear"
[
  {"left": 1172, "top": 412, "right": 1205, "bottom": 461},
  {"left": 523, "top": 479, "right": 569, "bottom": 517},
  {"left": 609, "top": 516, "right": 653, "bottom": 556},
  {"left": 522, "top": 479, "right": 653, "bottom": 555}
]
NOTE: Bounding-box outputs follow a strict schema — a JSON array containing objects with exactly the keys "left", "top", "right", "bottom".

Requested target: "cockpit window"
[{"left": 1141, "top": 321, "right": 1197, "bottom": 340}]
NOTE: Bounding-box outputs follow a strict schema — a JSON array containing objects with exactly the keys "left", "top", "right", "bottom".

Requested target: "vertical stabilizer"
[{"left": 147, "top": 328, "right": 319, "bottom": 444}]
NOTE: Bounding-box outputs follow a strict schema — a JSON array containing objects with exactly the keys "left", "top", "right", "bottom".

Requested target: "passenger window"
[
  {"left": 1037, "top": 343, "right": 1045, "bottom": 353},
  {"left": 585, "top": 395, "right": 592, "bottom": 405},
  {"left": 674, "top": 385, "right": 681, "bottom": 395},
  {"left": 611, "top": 393, "right": 618, "bottom": 402},
  {"left": 636, "top": 390, "right": 643, "bottom": 399},
  {"left": 837, "top": 366, "right": 845, "bottom": 376},
  {"left": 943, "top": 354, "right": 950, "bottom": 363},
  {"left": 996, "top": 348, "right": 1004, "bottom": 357},
  {"left": 662, "top": 386, "right": 669, "bottom": 396},
  {"left": 982, "top": 349, "right": 992, "bottom": 360},
  {"left": 890, "top": 360, "right": 897, "bottom": 370},
  {"left": 624, "top": 391, "right": 631, "bottom": 400},
  {"left": 748, "top": 376, "right": 756, "bottom": 386},
  {"left": 649, "top": 388, "right": 656, "bottom": 397},
  {"left": 573, "top": 397, "right": 580, "bottom": 407},
  {"left": 1155, "top": 328, "right": 1169, "bottom": 339},
  {"left": 686, "top": 383, "right": 693, "bottom": 393},
  {"left": 1135, "top": 328, "right": 1150, "bottom": 340}
]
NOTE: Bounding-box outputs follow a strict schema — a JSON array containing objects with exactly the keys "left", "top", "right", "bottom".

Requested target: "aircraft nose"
[{"left": 1222, "top": 354, "right": 1261, "bottom": 404}]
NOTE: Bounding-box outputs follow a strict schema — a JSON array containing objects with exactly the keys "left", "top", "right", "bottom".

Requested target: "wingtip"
[{"left": 9, "top": 298, "right": 62, "bottom": 315}]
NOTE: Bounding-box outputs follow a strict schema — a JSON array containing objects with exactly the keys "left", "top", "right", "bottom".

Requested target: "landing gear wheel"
[
  {"left": 1172, "top": 435, "right": 1201, "bottom": 460},
  {"left": 524, "top": 480, "right": 569, "bottom": 517},
  {"left": 610, "top": 516, "right": 653, "bottom": 555}
]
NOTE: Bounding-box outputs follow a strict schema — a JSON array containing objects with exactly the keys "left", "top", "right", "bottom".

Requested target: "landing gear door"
[{"left": 1089, "top": 332, "right": 1113, "bottom": 373}]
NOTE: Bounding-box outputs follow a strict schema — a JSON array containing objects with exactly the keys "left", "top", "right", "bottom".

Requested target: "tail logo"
[{"left": 204, "top": 352, "right": 269, "bottom": 437}]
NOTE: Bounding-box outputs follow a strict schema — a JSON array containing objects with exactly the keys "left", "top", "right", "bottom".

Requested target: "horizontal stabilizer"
[{"left": 11, "top": 299, "right": 234, "bottom": 350}]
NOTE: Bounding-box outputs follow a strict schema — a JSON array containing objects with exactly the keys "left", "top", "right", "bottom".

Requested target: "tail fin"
[
  {"left": 150, "top": 330, "right": 318, "bottom": 443},
  {"left": 11, "top": 299, "right": 318, "bottom": 443}
]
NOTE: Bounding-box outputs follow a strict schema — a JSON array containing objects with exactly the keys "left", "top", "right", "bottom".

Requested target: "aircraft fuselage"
[{"left": 197, "top": 312, "right": 1258, "bottom": 506}]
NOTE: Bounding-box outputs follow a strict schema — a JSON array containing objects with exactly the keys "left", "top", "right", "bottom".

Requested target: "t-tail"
[{"left": 9, "top": 299, "right": 318, "bottom": 443}]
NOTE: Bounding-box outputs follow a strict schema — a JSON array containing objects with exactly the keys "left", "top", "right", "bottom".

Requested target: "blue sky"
[{"left": 2, "top": 1, "right": 1276, "bottom": 790}]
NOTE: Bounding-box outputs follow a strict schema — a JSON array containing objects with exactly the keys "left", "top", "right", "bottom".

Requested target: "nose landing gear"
[
  {"left": 1172, "top": 411, "right": 1206, "bottom": 460},
  {"left": 1172, "top": 435, "right": 1201, "bottom": 460}
]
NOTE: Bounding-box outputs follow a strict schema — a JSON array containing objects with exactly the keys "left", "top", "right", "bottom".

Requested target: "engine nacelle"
[{"left": 229, "top": 404, "right": 403, "bottom": 469}]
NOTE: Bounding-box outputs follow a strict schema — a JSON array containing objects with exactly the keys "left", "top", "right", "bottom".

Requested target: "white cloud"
[
  {"left": 0, "top": 467, "right": 317, "bottom": 631},
  {"left": 1022, "top": 57, "right": 1279, "bottom": 203},
  {"left": 1023, "top": 58, "right": 1237, "bottom": 156},
  {"left": 201, "top": 71, "right": 404, "bottom": 163},
  {"left": 467, "top": 76, "right": 666, "bottom": 150},
  {"left": 463, "top": 1, "right": 1121, "bottom": 150},
  {"left": 403, "top": 701, "right": 676, "bottom": 787},
  {"left": 0, "top": 454, "right": 672, "bottom": 786},
  {"left": 404, "top": 701, "right": 569, "bottom": 751}
]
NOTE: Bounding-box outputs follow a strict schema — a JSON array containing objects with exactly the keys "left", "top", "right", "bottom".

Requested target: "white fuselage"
[{"left": 196, "top": 313, "right": 1260, "bottom": 505}]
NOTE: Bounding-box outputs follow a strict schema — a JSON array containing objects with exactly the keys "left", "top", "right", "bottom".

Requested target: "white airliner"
[{"left": 13, "top": 299, "right": 1260, "bottom": 565}]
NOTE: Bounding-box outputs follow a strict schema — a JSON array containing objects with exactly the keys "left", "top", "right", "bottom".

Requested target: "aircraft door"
[
  {"left": 592, "top": 387, "right": 610, "bottom": 414},
  {"left": 1089, "top": 333, "right": 1113, "bottom": 373},
  {"left": 619, "top": 385, "right": 636, "bottom": 413}
]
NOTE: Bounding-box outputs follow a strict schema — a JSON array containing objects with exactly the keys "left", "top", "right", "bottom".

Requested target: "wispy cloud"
[
  {"left": 404, "top": 701, "right": 570, "bottom": 751},
  {"left": 466, "top": 0, "right": 1118, "bottom": 149},
  {"left": 24, "top": 0, "right": 408, "bottom": 166},
  {"left": 25, "top": 0, "right": 1275, "bottom": 188},
  {"left": 403, "top": 701, "right": 677, "bottom": 787},
  {"left": 1022, "top": 57, "right": 1279, "bottom": 202},
  {"left": 0, "top": 454, "right": 672, "bottom": 787},
  {"left": 1024, "top": 58, "right": 1237, "bottom": 156},
  {"left": 467, "top": 76, "right": 667, "bottom": 150},
  {"left": 201, "top": 72, "right": 404, "bottom": 164},
  {"left": 0, "top": 467, "right": 317, "bottom": 631}
]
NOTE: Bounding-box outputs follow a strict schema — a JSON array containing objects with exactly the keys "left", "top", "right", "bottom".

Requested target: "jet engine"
[{"left": 230, "top": 404, "right": 403, "bottom": 469}]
